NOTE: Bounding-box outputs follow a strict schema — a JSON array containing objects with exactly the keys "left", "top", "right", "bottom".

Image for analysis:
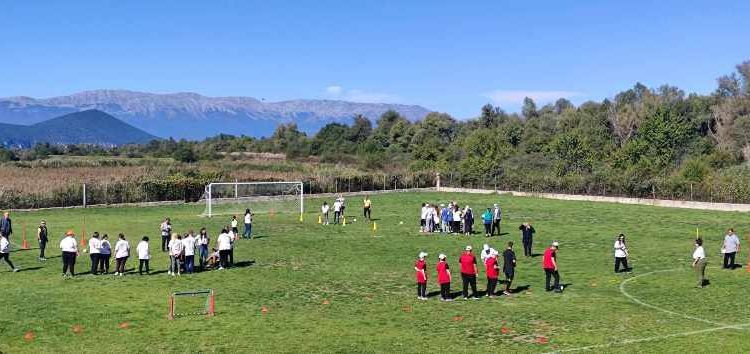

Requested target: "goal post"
[
  {"left": 203, "top": 181, "right": 304, "bottom": 220},
  {"left": 168, "top": 289, "right": 215, "bottom": 320}
]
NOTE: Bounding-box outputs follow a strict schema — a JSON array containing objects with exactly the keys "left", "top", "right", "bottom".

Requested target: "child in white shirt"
[{"left": 137, "top": 236, "right": 150, "bottom": 275}]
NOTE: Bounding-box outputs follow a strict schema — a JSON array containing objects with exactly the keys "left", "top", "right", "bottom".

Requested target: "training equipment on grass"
[
  {"left": 168, "top": 289, "right": 215, "bottom": 320},
  {"left": 203, "top": 181, "right": 303, "bottom": 219},
  {"left": 21, "top": 223, "right": 29, "bottom": 250}
]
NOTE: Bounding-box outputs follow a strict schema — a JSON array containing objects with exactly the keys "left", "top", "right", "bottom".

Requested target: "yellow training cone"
[
  {"left": 343, "top": 216, "right": 347, "bottom": 226},
  {"left": 318, "top": 215, "right": 322, "bottom": 224},
  {"left": 372, "top": 222, "right": 377, "bottom": 232}
]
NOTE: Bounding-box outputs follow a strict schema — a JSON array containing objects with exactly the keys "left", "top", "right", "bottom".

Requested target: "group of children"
[
  {"left": 419, "top": 202, "right": 504, "bottom": 237},
  {"left": 321, "top": 195, "right": 369, "bottom": 225}
]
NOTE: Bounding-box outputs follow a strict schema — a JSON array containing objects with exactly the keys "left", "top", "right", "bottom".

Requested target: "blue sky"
[{"left": 1, "top": 0, "right": 748, "bottom": 117}]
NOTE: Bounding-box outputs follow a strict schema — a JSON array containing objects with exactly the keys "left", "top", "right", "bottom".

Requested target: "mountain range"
[
  {"left": 0, "top": 90, "right": 432, "bottom": 140},
  {"left": 0, "top": 110, "right": 157, "bottom": 147}
]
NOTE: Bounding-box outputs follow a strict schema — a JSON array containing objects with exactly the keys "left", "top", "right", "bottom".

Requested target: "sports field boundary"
[{"left": 437, "top": 187, "right": 750, "bottom": 212}]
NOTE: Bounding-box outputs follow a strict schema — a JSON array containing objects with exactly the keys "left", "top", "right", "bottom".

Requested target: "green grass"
[{"left": 1, "top": 192, "right": 748, "bottom": 353}]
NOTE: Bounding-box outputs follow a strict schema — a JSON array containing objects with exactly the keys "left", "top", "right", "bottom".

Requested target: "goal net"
[
  {"left": 202, "top": 181, "right": 304, "bottom": 220},
  {"left": 168, "top": 289, "right": 215, "bottom": 319}
]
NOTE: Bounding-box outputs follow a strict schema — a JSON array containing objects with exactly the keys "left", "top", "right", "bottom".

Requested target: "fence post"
[
  {"left": 690, "top": 183, "right": 693, "bottom": 201},
  {"left": 83, "top": 183, "right": 86, "bottom": 208},
  {"left": 436, "top": 173, "right": 441, "bottom": 191}
]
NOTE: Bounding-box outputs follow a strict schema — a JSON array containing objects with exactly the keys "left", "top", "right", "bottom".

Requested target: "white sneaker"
[
  {"left": 114, "top": 272, "right": 119, "bottom": 276},
  {"left": 168, "top": 271, "right": 172, "bottom": 275},
  {"left": 218, "top": 267, "right": 224, "bottom": 270},
  {"left": 13, "top": 268, "right": 19, "bottom": 272}
]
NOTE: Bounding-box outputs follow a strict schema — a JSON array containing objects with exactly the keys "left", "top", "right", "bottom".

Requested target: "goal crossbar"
[{"left": 205, "top": 181, "right": 304, "bottom": 219}]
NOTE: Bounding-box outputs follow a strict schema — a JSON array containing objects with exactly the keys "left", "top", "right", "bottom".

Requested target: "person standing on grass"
[
  {"left": 338, "top": 195, "right": 346, "bottom": 218},
  {"left": 137, "top": 236, "right": 150, "bottom": 275},
  {"left": 197, "top": 228, "right": 210, "bottom": 269},
  {"left": 321, "top": 202, "right": 330, "bottom": 225},
  {"left": 440, "top": 204, "right": 450, "bottom": 233},
  {"left": 414, "top": 251, "right": 428, "bottom": 300},
  {"left": 333, "top": 199, "right": 342, "bottom": 225},
  {"left": 459, "top": 245, "right": 479, "bottom": 300},
  {"left": 480, "top": 244, "right": 491, "bottom": 263},
  {"left": 182, "top": 231, "right": 196, "bottom": 274},
  {"left": 0, "top": 212, "right": 12, "bottom": 241},
  {"left": 519, "top": 223, "right": 535, "bottom": 257},
  {"left": 432, "top": 205, "right": 440, "bottom": 233},
  {"left": 482, "top": 208, "right": 493, "bottom": 237},
  {"left": 217, "top": 228, "right": 232, "bottom": 270},
  {"left": 363, "top": 196, "right": 372, "bottom": 221},
  {"left": 244, "top": 208, "right": 254, "bottom": 239},
  {"left": 60, "top": 230, "right": 78, "bottom": 277},
  {"left": 231, "top": 215, "right": 239, "bottom": 236},
  {"left": 542, "top": 241, "right": 560, "bottom": 292},
  {"left": 722, "top": 229, "right": 741, "bottom": 269},
  {"left": 168, "top": 233, "right": 184, "bottom": 276},
  {"left": 452, "top": 205, "right": 463, "bottom": 234},
  {"left": 114, "top": 233, "right": 130, "bottom": 276},
  {"left": 37, "top": 220, "right": 49, "bottom": 261},
  {"left": 693, "top": 238, "right": 707, "bottom": 288},
  {"left": 0, "top": 234, "right": 19, "bottom": 272},
  {"left": 88, "top": 232, "right": 101, "bottom": 275},
  {"left": 614, "top": 234, "right": 630, "bottom": 273},
  {"left": 227, "top": 226, "right": 236, "bottom": 266},
  {"left": 160, "top": 217, "right": 171, "bottom": 252},
  {"left": 491, "top": 204, "right": 502, "bottom": 236},
  {"left": 503, "top": 242, "right": 517, "bottom": 295},
  {"left": 463, "top": 205, "right": 474, "bottom": 235},
  {"left": 484, "top": 248, "right": 499, "bottom": 297},
  {"left": 420, "top": 203, "right": 428, "bottom": 232},
  {"left": 99, "top": 234, "right": 112, "bottom": 274},
  {"left": 437, "top": 254, "right": 452, "bottom": 301}
]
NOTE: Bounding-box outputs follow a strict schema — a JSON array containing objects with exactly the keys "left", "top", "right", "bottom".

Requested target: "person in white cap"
[
  {"left": 480, "top": 244, "right": 492, "bottom": 263},
  {"left": 492, "top": 204, "right": 502, "bottom": 236},
  {"left": 436, "top": 254, "right": 452, "bottom": 301},
  {"left": 542, "top": 241, "right": 561, "bottom": 292},
  {"left": 459, "top": 245, "right": 479, "bottom": 299},
  {"left": 414, "top": 252, "right": 428, "bottom": 300},
  {"left": 484, "top": 248, "right": 499, "bottom": 297}
]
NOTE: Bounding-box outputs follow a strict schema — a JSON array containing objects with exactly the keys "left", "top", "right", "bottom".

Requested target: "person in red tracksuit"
[
  {"left": 415, "top": 252, "right": 428, "bottom": 300},
  {"left": 459, "top": 245, "right": 480, "bottom": 300},
  {"left": 543, "top": 241, "right": 561, "bottom": 292},
  {"left": 437, "top": 254, "right": 453, "bottom": 301},
  {"left": 484, "top": 249, "right": 500, "bottom": 297}
]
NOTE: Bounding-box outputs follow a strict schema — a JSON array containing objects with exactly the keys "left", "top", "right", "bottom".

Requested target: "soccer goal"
[
  {"left": 202, "top": 181, "right": 304, "bottom": 219},
  {"left": 168, "top": 289, "right": 215, "bottom": 320}
]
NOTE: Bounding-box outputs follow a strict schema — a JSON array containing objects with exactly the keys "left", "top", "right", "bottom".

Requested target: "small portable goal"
[{"left": 168, "top": 289, "right": 215, "bottom": 320}]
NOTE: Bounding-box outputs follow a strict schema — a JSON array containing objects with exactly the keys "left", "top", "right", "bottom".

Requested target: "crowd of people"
[
  {"left": 419, "top": 202, "right": 504, "bottom": 237},
  {"left": 321, "top": 195, "right": 373, "bottom": 225}
]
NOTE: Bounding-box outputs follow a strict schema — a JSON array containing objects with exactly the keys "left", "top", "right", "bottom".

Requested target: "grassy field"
[{"left": 1, "top": 192, "right": 748, "bottom": 353}]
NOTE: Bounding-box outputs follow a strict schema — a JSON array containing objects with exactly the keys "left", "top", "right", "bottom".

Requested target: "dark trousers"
[
  {"left": 62, "top": 251, "right": 77, "bottom": 275},
  {"left": 39, "top": 240, "right": 47, "bottom": 258},
  {"left": 0, "top": 253, "right": 15, "bottom": 269},
  {"left": 484, "top": 223, "right": 491, "bottom": 235},
  {"left": 161, "top": 235, "right": 169, "bottom": 252},
  {"left": 333, "top": 211, "right": 341, "bottom": 224},
  {"left": 99, "top": 254, "right": 110, "bottom": 273},
  {"left": 244, "top": 223, "right": 252, "bottom": 239},
  {"left": 486, "top": 278, "right": 498, "bottom": 296},
  {"left": 452, "top": 221, "right": 460, "bottom": 233},
  {"left": 219, "top": 250, "right": 230, "bottom": 268},
  {"left": 615, "top": 257, "right": 629, "bottom": 272},
  {"left": 523, "top": 237, "right": 533, "bottom": 256},
  {"left": 723, "top": 252, "right": 736, "bottom": 269},
  {"left": 416, "top": 282, "right": 427, "bottom": 298},
  {"left": 139, "top": 259, "right": 150, "bottom": 274},
  {"left": 492, "top": 220, "right": 501, "bottom": 235},
  {"left": 90, "top": 253, "right": 100, "bottom": 274},
  {"left": 505, "top": 271, "right": 514, "bottom": 292},
  {"left": 185, "top": 255, "right": 195, "bottom": 273},
  {"left": 199, "top": 245, "right": 209, "bottom": 267},
  {"left": 461, "top": 273, "right": 478, "bottom": 298},
  {"left": 544, "top": 269, "right": 560, "bottom": 291},
  {"left": 229, "top": 249, "right": 234, "bottom": 265},
  {"left": 115, "top": 256, "right": 127, "bottom": 274},
  {"left": 364, "top": 207, "right": 371, "bottom": 220},
  {"left": 440, "top": 283, "right": 451, "bottom": 300}
]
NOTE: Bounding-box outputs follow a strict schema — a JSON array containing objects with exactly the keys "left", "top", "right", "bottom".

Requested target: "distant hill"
[
  {"left": 0, "top": 90, "right": 433, "bottom": 139},
  {"left": 0, "top": 110, "right": 158, "bottom": 147}
]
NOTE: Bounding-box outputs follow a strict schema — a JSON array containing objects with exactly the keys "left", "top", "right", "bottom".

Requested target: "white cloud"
[
  {"left": 324, "top": 85, "right": 399, "bottom": 103},
  {"left": 482, "top": 90, "right": 584, "bottom": 106}
]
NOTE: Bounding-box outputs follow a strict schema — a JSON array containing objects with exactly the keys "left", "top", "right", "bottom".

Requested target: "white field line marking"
[{"left": 544, "top": 269, "right": 750, "bottom": 353}]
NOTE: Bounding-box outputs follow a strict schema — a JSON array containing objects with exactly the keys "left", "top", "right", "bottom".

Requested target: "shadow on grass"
[
  {"left": 512, "top": 285, "right": 530, "bottom": 293},
  {"left": 232, "top": 260, "right": 256, "bottom": 268},
  {"left": 16, "top": 266, "right": 43, "bottom": 272}
]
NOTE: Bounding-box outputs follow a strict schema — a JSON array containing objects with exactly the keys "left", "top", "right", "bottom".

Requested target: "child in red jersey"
[
  {"left": 484, "top": 249, "right": 499, "bottom": 297},
  {"left": 415, "top": 251, "right": 428, "bottom": 300},
  {"left": 437, "top": 254, "right": 453, "bottom": 301}
]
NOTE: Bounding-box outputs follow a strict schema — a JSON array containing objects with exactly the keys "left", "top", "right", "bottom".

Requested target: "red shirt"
[
  {"left": 542, "top": 247, "right": 556, "bottom": 269},
  {"left": 437, "top": 261, "right": 451, "bottom": 284},
  {"left": 485, "top": 257, "right": 499, "bottom": 279},
  {"left": 415, "top": 259, "right": 427, "bottom": 283},
  {"left": 459, "top": 252, "right": 477, "bottom": 275}
]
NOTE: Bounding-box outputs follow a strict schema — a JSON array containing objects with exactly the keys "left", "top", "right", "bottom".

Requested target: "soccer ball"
[
  {"left": 353, "top": 218, "right": 357, "bottom": 222},
  {"left": 399, "top": 221, "right": 404, "bottom": 225},
  {"left": 83, "top": 249, "right": 88, "bottom": 253}
]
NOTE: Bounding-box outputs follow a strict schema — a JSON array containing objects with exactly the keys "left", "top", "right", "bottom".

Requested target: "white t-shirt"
[
  {"left": 114, "top": 240, "right": 130, "bottom": 259},
  {"left": 60, "top": 237, "right": 77, "bottom": 252},
  {"left": 245, "top": 213, "right": 252, "bottom": 224},
  {"left": 0, "top": 236, "right": 9, "bottom": 253},
  {"left": 420, "top": 206, "right": 428, "bottom": 220},
  {"left": 88, "top": 238, "right": 101, "bottom": 254},
  {"left": 160, "top": 222, "right": 171, "bottom": 236},
  {"left": 217, "top": 233, "right": 232, "bottom": 250},
  {"left": 614, "top": 240, "right": 628, "bottom": 258},
  {"left": 724, "top": 234, "right": 740, "bottom": 253},
  {"left": 322, "top": 205, "right": 330, "bottom": 214},
  {"left": 693, "top": 246, "right": 706, "bottom": 260},
  {"left": 100, "top": 240, "right": 111, "bottom": 255},
  {"left": 333, "top": 201, "right": 342, "bottom": 212},
  {"left": 136, "top": 241, "right": 150, "bottom": 260},
  {"left": 182, "top": 236, "right": 196, "bottom": 256},
  {"left": 231, "top": 219, "right": 238, "bottom": 228},
  {"left": 452, "top": 210, "right": 462, "bottom": 222},
  {"left": 169, "top": 239, "right": 184, "bottom": 256},
  {"left": 198, "top": 234, "right": 209, "bottom": 246}
]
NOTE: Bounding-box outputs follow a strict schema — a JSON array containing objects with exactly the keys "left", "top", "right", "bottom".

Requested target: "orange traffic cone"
[
  {"left": 80, "top": 234, "right": 87, "bottom": 247},
  {"left": 21, "top": 235, "right": 29, "bottom": 250}
]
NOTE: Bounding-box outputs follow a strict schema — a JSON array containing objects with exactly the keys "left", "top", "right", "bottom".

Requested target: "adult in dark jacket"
[
  {"left": 38, "top": 220, "right": 49, "bottom": 261},
  {"left": 519, "top": 223, "right": 535, "bottom": 257},
  {"left": 1, "top": 212, "right": 12, "bottom": 239}
]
